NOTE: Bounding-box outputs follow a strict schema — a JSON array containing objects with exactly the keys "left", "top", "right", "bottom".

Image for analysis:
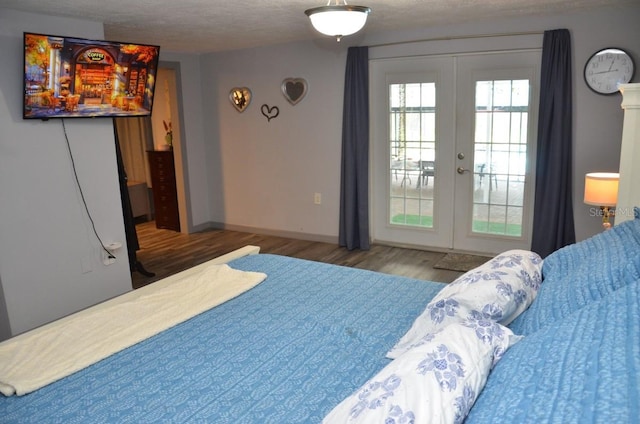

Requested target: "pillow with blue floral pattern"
[
  {"left": 387, "top": 250, "right": 542, "bottom": 359},
  {"left": 324, "top": 321, "right": 520, "bottom": 424}
]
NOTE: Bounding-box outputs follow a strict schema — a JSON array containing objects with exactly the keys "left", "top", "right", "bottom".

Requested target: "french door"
[{"left": 370, "top": 51, "right": 540, "bottom": 254}]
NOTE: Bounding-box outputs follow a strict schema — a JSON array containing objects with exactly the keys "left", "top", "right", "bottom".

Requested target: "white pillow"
[
  {"left": 387, "top": 250, "right": 542, "bottom": 359},
  {"left": 323, "top": 322, "right": 520, "bottom": 424}
]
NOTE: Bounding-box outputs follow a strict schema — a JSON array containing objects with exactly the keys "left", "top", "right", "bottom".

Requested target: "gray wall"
[
  {"left": 0, "top": 10, "right": 131, "bottom": 338},
  {"left": 198, "top": 41, "right": 347, "bottom": 241},
  {"left": 195, "top": 3, "right": 640, "bottom": 244}
]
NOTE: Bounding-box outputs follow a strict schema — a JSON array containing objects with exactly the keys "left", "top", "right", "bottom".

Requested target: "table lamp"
[{"left": 584, "top": 172, "right": 619, "bottom": 229}]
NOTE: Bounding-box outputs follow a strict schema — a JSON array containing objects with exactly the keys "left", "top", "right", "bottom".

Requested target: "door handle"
[{"left": 457, "top": 167, "right": 471, "bottom": 174}]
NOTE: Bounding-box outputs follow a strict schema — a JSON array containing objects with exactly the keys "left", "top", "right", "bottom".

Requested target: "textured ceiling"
[{"left": 1, "top": 0, "right": 634, "bottom": 53}]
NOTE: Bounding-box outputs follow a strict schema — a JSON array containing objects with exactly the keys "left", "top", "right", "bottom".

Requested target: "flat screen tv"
[{"left": 23, "top": 32, "right": 160, "bottom": 120}]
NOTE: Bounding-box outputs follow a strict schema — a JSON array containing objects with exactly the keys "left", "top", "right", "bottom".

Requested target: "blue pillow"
[{"left": 509, "top": 216, "right": 640, "bottom": 335}]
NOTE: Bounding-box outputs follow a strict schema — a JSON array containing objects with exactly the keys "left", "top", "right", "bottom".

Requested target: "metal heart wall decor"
[
  {"left": 281, "top": 78, "right": 308, "bottom": 105},
  {"left": 229, "top": 87, "right": 252, "bottom": 112},
  {"left": 261, "top": 104, "right": 279, "bottom": 122}
]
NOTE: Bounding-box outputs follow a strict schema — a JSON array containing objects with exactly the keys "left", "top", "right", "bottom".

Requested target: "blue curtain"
[
  {"left": 531, "top": 29, "right": 575, "bottom": 257},
  {"left": 339, "top": 46, "right": 370, "bottom": 250}
]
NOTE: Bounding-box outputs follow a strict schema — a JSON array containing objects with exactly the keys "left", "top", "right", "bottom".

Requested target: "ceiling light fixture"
[{"left": 305, "top": 0, "right": 371, "bottom": 42}]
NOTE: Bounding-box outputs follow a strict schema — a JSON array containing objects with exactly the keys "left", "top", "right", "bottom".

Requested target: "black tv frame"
[{"left": 23, "top": 32, "right": 160, "bottom": 120}]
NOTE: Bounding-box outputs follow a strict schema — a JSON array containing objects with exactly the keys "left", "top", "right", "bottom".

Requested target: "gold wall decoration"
[{"left": 229, "top": 87, "right": 252, "bottom": 112}]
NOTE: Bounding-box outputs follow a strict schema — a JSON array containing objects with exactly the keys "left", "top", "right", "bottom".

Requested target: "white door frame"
[
  {"left": 370, "top": 50, "right": 540, "bottom": 254},
  {"left": 452, "top": 51, "right": 540, "bottom": 253},
  {"left": 370, "top": 56, "right": 456, "bottom": 249}
]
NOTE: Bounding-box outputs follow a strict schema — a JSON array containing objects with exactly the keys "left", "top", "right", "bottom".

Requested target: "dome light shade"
[{"left": 305, "top": 2, "right": 371, "bottom": 41}]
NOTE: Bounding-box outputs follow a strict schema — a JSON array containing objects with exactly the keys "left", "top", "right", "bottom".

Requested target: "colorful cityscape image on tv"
[{"left": 23, "top": 32, "right": 160, "bottom": 119}]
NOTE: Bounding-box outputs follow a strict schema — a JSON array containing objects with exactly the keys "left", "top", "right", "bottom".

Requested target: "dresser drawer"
[{"left": 148, "top": 150, "right": 180, "bottom": 232}]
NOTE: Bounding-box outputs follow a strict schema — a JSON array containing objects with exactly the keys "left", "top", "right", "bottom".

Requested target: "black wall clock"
[{"left": 584, "top": 47, "right": 635, "bottom": 95}]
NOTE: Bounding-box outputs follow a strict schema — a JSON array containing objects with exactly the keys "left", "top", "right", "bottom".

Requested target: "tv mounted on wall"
[{"left": 23, "top": 32, "right": 160, "bottom": 120}]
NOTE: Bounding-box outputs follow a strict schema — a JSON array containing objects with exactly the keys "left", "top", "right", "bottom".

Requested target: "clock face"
[{"left": 584, "top": 48, "right": 635, "bottom": 95}]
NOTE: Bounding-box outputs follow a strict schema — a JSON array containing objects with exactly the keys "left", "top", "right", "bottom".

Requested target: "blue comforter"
[
  {"left": 3, "top": 216, "right": 639, "bottom": 423},
  {"left": 0, "top": 254, "right": 444, "bottom": 423},
  {"left": 468, "top": 277, "right": 640, "bottom": 423},
  {"left": 468, "top": 216, "right": 640, "bottom": 423}
]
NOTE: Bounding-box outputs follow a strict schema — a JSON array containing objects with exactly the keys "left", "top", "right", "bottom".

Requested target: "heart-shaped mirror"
[
  {"left": 281, "top": 78, "right": 308, "bottom": 105},
  {"left": 229, "top": 87, "right": 252, "bottom": 112}
]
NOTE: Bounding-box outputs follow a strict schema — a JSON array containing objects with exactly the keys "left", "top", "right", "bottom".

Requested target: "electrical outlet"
[
  {"left": 314, "top": 192, "right": 322, "bottom": 205},
  {"left": 102, "top": 249, "right": 116, "bottom": 266},
  {"left": 102, "top": 242, "right": 122, "bottom": 266}
]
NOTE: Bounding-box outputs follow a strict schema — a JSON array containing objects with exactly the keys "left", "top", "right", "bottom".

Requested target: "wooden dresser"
[{"left": 147, "top": 150, "right": 180, "bottom": 231}]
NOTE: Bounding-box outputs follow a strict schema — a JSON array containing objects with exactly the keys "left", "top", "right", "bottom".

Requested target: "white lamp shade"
[
  {"left": 305, "top": 6, "right": 370, "bottom": 37},
  {"left": 584, "top": 172, "right": 619, "bottom": 206}
]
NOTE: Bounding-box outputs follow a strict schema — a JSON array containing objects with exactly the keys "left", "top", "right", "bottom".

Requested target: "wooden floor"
[{"left": 131, "top": 220, "right": 464, "bottom": 289}]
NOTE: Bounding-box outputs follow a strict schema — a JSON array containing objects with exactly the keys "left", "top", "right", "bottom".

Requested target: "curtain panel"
[
  {"left": 531, "top": 29, "right": 576, "bottom": 257},
  {"left": 114, "top": 117, "right": 154, "bottom": 186},
  {"left": 339, "top": 46, "right": 370, "bottom": 250}
]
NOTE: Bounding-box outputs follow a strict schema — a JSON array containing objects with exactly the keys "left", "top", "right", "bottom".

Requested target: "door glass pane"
[
  {"left": 389, "top": 82, "right": 436, "bottom": 228},
  {"left": 472, "top": 79, "right": 529, "bottom": 237}
]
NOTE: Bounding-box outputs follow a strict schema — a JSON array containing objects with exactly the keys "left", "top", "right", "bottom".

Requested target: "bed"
[{"left": 1, "top": 213, "right": 640, "bottom": 423}]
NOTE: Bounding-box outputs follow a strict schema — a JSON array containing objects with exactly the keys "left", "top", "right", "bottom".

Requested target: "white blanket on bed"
[{"left": 0, "top": 263, "right": 266, "bottom": 396}]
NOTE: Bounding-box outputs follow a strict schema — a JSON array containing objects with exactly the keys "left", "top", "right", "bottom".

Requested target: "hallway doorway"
[{"left": 116, "top": 62, "right": 189, "bottom": 279}]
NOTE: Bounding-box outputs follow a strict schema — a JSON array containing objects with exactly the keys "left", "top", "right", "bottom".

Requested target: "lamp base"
[{"left": 601, "top": 206, "right": 613, "bottom": 230}]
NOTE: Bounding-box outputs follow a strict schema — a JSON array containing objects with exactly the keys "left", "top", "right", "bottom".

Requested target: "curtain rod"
[{"left": 368, "top": 31, "right": 544, "bottom": 49}]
